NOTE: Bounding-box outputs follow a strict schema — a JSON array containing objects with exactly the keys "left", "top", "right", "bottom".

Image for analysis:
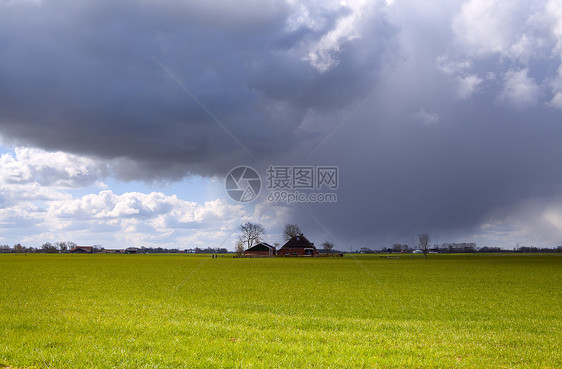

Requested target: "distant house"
[
  {"left": 244, "top": 242, "right": 276, "bottom": 257},
  {"left": 69, "top": 246, "right": 93, "bottom": 254},
  {"left": 103, "top": 249, "right": 122, "bottom": 254},
  {"left": 277, "top": 233, "right": 318, "bottom": 256}
]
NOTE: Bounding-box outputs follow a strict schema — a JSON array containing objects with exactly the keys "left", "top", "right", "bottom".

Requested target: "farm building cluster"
[
  {"left": 244, "top": 233, "right": 320, "bottom": 257},
  {"left": 65, "top": 234, "right": 327, "bottom": 256}
]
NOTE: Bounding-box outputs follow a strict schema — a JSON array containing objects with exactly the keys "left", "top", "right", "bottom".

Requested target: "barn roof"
[
  {"left": 279, "top": 234, "right": 316, "bottom": 249},
  {"left": 245, "top": 242, "right": 275, "bottom": 252},
  {"left": 70, "top": 246, "right": 94, "bottom": 253}
]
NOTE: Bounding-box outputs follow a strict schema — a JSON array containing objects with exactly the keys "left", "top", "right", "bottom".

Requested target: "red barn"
[
  {"left": 244, "top": 242, "right": 276, "bottom": 257},
  {"left": 277, "top": 233, "right": 318, "bottom": 256},
  {"left": 69, "top": 246, "right": 93, "bottom": 253}
]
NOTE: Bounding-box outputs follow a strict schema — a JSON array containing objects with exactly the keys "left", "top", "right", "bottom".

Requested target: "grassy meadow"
[{"left": 0, "top": 253, "right": 560, "bottom": 368}]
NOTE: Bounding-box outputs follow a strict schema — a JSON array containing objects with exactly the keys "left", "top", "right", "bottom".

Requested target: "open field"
[{"left": 0, "top": 253, "right": 560, "bottom": 368}]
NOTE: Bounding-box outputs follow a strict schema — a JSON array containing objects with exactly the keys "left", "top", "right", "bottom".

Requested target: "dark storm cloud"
[
  {"left": 0, "top": 0, "right": 393, "bottom": 178},
  {"left": 1, "top": 0, "right": 562, "bottom": 247},
  {"left": 0, "top": 0, "right": 277, "bottom": 176},
  {"left": 293, "top": 44, "right": 562, "bottom": 247}
]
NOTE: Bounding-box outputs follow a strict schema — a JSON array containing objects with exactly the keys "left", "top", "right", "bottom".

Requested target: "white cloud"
[
  {"left": 437, "top": 56, "right": 472, "bottom": 75},
  {"left": 0, "top": 186, "right": 252, "bottom": 248},
  {"left": 455, "top": 74, "right": 483, "bottom": 100},
  {"left": 503, "top": 197, "right": 562, "bottom": 245},
  {"left": 0, "top": 148, "right": 83, "bottom": 208},
  {"left": 543, "top": 209, "right": 562, "bottom": 232},
  {"left": 548, "top": 63, "right": 562, "bottom": 110},
  {"left": 0, "top": 142, "right": 292, "bottom": 249},
  {"left": 286, "top": 3, "right": 319, "bottom": 32},
  {"left": 499, "top": 68, "right": 541, "bottom": 108},
  {"left": 472, "top": 197, "right": 562, "bottom": 248},
  {"left": 546, "top": 0, "right": 562, "bottom": 53},
  {"left": 0, "top": 144, "right": 256, "bottom": 248},
  {"left": 295, "top": 0, "right": 374, "bottom": 72},
  {"left": 447, "top": 0, "right": 562, "bottom": 106},
  {"left": 549, "top": 91, "right": 562, "bottom": 109},
  {"left": 452, "top": 0, "right": 536, "bottom": 57},
  {"left": 0, "top": 152, "right": 32, "bottom": 184},
  {"left": 414, "top": 108, "right": 439, "bottom": 126},
  {"left": 510, "top": 33, "right": 545, "bottom": 62},
  {"left": 0, "top": 147, "right": 106, "bottom": 188},
  {"left": 437, "top": 57, "right": 482, "bottom": 100},
  {"left": 49, "top": 190, "right": 245, "bottom": 224}
]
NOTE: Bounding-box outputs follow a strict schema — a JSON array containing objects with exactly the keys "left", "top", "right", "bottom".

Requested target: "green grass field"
[{"left": 0, "top": 253, "right": 560, "bottom": 368}]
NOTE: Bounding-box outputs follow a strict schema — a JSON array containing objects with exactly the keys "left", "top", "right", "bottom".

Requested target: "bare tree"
[
  {"left": 322, "top": 241, "right": 334, "bottom": 256},
  {"left": 392, "top": 243, "right": 409, "bottom": 253},
  {"left": 55, "top": 241, "right": 68, "bottom": 253},
  {"left": 41, "top": 242, "right": 57, "bottom": 253},
  {"left": 418, "top": 233, "right": 430, "bottom": 257},
  {"left": 55, "top": 241, "right": 77, "bottom": 253},
  {"left": 283, "top": 224, "right": 302, "bottom": 241},
  {"left": 237, "top": 222, "right": 265, "bottom": 250},
  {"left": 235, "top": 241, "right": 245, "bottom": 257}
]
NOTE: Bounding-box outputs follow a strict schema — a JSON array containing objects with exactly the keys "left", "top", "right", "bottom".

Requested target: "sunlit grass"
[{"left": 0, "top": 253, "right": 560, "bottom": 368}]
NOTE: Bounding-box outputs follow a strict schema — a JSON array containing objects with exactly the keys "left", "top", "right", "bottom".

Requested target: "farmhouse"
[
  {"left": 69, "top": 246, "right": 93, "bottom": 253},
  {"left": 277, "top": 233, "right": 318, "bottom": 256},
  {"left": 102, "top": 249, "right": 123, "bottom": 254},
  {"left": 244, "top": 242, "right": 276, "bottom": 257}
]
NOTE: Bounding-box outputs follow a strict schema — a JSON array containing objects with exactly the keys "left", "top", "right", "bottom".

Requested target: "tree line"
[
  {"left": 372, "top": 243, "right": 562, "bottom": 254},
  {"left": 2, "top": 231, "right": 559, "bottom": 255},
  {"left": 0, "top": 242, "right": 95, "bottom": 253}
]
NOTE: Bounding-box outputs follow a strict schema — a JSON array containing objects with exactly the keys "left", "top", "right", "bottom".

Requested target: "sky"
[{"left": 1, "top": 0, "right": 562, "bottom": 250}]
